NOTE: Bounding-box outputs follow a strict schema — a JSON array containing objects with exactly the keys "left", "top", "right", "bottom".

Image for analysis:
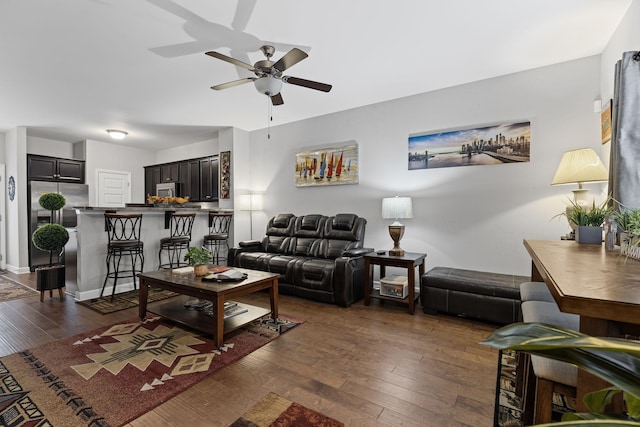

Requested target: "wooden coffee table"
[{"left": 138, "top": 268, "right": 278, "bottom": 348}]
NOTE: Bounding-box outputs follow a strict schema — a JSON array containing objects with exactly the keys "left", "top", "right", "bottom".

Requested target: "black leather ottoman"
[{"left": 421, "top": 267, "right": 528, "bottom": 325}]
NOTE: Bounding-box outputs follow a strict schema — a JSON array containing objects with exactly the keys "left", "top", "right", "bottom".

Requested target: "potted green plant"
[
  {"left": 32, "top": 192, "right": 69, "bottom": 292},
  {"left": 614, "top": 207, "right": 640, "bottom": 259},
  {"left": 482, "top": 322, "right": 640, "bottom": 425},
  {"left": 184, "top": 247, "right": 212, "bottom": 276},
  {"left": 564, "top": 198, "right": 613, "bottom": 244}
]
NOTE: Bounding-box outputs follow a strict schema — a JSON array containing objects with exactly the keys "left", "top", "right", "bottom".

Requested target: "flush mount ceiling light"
[{"left": 106, "top": 129, "right": 128, "bottom": 140}]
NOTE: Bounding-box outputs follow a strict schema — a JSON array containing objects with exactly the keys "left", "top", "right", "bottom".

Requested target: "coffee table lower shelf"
[{"left": 149, "top": 295, "right": 271, "bottom": 337}]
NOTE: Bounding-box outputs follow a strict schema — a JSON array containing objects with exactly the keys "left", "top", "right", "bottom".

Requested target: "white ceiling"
[{"left": 0, "top": 0, "right": 633, "bottom": 150}]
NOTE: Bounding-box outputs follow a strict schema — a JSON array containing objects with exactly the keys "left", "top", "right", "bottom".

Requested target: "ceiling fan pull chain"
[{"left": 267, "top": 97, "right": 271, "bottom": 139}]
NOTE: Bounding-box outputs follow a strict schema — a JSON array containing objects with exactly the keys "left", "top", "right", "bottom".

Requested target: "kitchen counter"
[
  {"left": 75, "top": 204, "right": 204, "bottom": 211},
  {"left": 73, "top": 206, "right": 222, "bottom": 301}
]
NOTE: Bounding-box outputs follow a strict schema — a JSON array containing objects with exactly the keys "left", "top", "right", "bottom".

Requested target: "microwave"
[{"left": 156, "top": 182, "right": 182, "bottom": 197}]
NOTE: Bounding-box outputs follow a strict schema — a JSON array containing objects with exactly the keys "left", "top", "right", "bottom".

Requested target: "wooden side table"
[{"left": 364, "top": 252, "right": 426, "bottom": 314}]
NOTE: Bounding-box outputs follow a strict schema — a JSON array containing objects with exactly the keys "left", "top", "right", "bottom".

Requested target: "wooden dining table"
[{"left": 523, "top": 239, "right": 640, "bottom": 411}]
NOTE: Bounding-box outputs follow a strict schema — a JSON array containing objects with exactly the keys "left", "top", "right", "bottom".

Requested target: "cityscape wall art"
[
  {"left": 408, "top": 121, "right": 531, "bottom": 170},
  {"left": 295, "top": 142, "right": 359, "bottom": 187}
]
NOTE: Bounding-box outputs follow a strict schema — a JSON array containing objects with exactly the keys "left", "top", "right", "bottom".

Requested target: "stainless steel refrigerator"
[{"left": 28, "top": 181, "right": 89, "bottom": 271}]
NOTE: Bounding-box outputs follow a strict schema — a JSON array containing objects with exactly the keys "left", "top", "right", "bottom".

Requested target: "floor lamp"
[{"left": 237, "top": 194, "right": 263, "bottom": 239}]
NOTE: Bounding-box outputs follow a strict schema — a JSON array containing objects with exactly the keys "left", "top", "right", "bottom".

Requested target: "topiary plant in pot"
[{"left": 32, "top": 192, "right": 69, "bottom": 296}]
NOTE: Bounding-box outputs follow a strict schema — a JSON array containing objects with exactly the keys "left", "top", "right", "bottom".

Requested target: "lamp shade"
[
  {"left": 381, "top": 196, "right": 413, "bottom": 220},
  {"left": 551, "top": 148, "right": 608, "bottom": 186},
  {"left": 237, "top": 194, "right": 263, "bottom": 211}
]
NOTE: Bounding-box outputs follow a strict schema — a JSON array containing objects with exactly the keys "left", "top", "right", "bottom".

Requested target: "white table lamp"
[
  {"left": 381, "top": 196, "right": 413, "bottom": 256},
  {"left": 551, "top": 148, "right": 608, "bottom": 206}
]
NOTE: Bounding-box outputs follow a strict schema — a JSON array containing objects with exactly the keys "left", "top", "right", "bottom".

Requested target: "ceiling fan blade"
[
  {"left": 271, "top": 93, "right": 284, "bottom": 106},
  {"left": 283, "top": 76, "right": 332, "bottom": 92},
  {"left": 273, "top": 48, "right": 308, "bottom": 72},
  {"left": 211, "top": 77, "right": 255, "bottom": 90},
  {"left": 205, "top": 51, "right": 255, "bottom": 71}
]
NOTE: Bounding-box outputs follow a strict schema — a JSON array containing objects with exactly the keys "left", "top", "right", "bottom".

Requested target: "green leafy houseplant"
[
  {"left": 184, "top": 247, "right": 212, "bottom": 276},
  {"left": 482, "top": 322, "right": 640, "bottom": 425},
  {"left": 614, "top": 207, "right": 640, "bottom": 247},
  {"left": 566, "top": 198, "right": 613, "bottom": 227}
]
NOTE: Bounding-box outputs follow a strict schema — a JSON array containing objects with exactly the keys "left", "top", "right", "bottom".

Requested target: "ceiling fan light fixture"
[
  {"left": 106, "top": 129, "right": 128, "bottom": 140},
  {"left": 254, "top": 76, "right": 283, "bottom": 96}
]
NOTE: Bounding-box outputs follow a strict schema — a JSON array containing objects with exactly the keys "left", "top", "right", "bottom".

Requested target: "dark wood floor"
[{"left": 0, "top": 272, "right": 499, "bottom": 426}]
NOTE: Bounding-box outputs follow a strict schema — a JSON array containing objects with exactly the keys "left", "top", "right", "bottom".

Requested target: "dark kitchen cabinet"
[
  {"left": 144, "top": 166, "right": 161, "bottom": 198},
  {"left": 27, "top": 155, "right": 85, "bottom": 183},
  {"left": 177, "top": 161, "right": 201, "bottom": 201},
  {"left": 161, "top": 163, "right": 179, "bottom": 182},
  {"left": 199, "top": 157, "right": 219, "bottom": 201},
  {"left": 144, "top": 155, "right": 218, "bottom": 202}
]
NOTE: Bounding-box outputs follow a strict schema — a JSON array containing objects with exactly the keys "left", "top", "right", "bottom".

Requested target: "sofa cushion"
[{"left": 293, "top": 258, "right": 335, "bottom": 292}]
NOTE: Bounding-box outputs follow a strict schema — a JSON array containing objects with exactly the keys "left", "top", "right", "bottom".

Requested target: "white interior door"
[{"left": 97, "top": 169, "right": 131, "bottom": 207}]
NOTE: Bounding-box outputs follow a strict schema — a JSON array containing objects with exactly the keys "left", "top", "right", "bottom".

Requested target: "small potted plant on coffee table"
[
  {"left": 184, "top": 247, "right": 212, "bottom": 276},
  {"left": 32, "top": 192, "right": 69, "bottom": 299}
]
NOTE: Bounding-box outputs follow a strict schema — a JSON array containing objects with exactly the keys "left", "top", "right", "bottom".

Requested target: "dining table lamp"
[
  {"left": 381, "top": 196, "right": 413, "bottom": 257},
  {"left": 551, "top": 148, "right": 609, "bottom": 206}
]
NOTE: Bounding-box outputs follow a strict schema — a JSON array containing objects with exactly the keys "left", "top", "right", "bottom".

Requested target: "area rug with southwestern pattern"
[
  {"left": 231, "top": 392, "right": 344, "bottom": 427},
  {"left": 76, "top": 288, "right": 179, "bottom": 314},
  {"left": 0, "top": 278, "right": 38, "bottom": 302},
  {"left": 0, "top": 313, "right": 302, "bottom": 426}
]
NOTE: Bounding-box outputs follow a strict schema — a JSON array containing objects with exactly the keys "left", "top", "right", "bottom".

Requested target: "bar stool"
[
  {"left": 203, "top": 210, "right": 233, "bottom": 265},
  {"left": 521, "top": 300, "right": 579, "bottom": 424},
  {"left": 158, "top": 212, "right": 196, "bottom": 269},
  {"left": 101, "top": 213, "right": 144, "bottom": 302}
]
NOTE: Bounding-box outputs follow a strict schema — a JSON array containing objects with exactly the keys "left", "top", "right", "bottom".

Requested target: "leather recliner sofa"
[{"left": 228, "top": 213, "right": 372, "bottom": 307}]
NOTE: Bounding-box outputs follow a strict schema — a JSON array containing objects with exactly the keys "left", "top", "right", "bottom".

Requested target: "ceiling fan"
[{"left": 206, "top": 45, "right": 332, "bottom": 105}]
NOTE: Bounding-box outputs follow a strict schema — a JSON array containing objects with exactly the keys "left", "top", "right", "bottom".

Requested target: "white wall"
[
  {"left": 0, "top": 133, "right": 5, "bottom": 163},
  {"left": 84, "top": 139, "right": 156, "bottom": 205},
  {"left": 26, "top": 135, "right": 76, "bottom": 158},
  {"left": 5, "top": 127, "right": 30, "bottom": 272},
  {"left": 600, "top": 0, "right": 640, "bottom": 102},
  {"left": 154, "top": 136, "right": 219, "bottom": 164},
  {"left": 246, "top": 56, "right": 603, "bottom": 276}
]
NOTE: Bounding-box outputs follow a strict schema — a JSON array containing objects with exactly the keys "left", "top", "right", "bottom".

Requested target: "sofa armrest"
[
  {"left": 343, "top": 247, "right": 375, "bottom": 257},
  {"left": 238, "top": 240, "right": 262, "bottom": 248},
  {"left": 332, "top": 256, "right": 367, "bottom": 307}
]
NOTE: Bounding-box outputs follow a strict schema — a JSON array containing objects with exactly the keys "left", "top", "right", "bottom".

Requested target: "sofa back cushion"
[
  {"left": 291, "top": 215, "right": 326, "bottom": 256},
  {"left": 318, "top": 214, "right": 367, "bottom": 259},
  {"left": 263, "top": 214, "right": 295, "bottom": 253}
]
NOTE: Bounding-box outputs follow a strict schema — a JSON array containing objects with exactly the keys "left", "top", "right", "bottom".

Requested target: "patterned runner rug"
[
  {"left": 231, "top": 392, "right": 343, "bottom": 427},
  {"left": 0, "top": 313, "right": 302, "bottom": 426},
  {"left": 0, "top": 278, "right": 38, "bottom": 302},
  {"left": 76, "top": 288, "right": 179, "bottom": 314}
]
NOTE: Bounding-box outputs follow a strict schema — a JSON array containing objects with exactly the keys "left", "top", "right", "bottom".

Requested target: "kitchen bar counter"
[{"left": 73, "top": 206, "right": 219, "bottom": 301}]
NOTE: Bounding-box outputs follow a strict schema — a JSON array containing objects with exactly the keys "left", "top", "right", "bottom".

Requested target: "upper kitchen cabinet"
[
  {"left": 27, "top": 154, "right": 85, "bottom": 183},
  {"left": 144, "top": 155, "right": 218, "bottom": 202},
  {"left": 160, "top": 163, "right": 179, "bottom": 182},
  {"left": 199, "top": 156, "right": 219, "bottom": 201},
  {"left": 144, "top": 166, "right": 161, "bottom": 198}
]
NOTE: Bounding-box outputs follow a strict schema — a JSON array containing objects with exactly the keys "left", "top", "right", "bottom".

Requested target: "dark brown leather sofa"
[{"left": 228, "top": 213, "right": 372, "bottom": 307}]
